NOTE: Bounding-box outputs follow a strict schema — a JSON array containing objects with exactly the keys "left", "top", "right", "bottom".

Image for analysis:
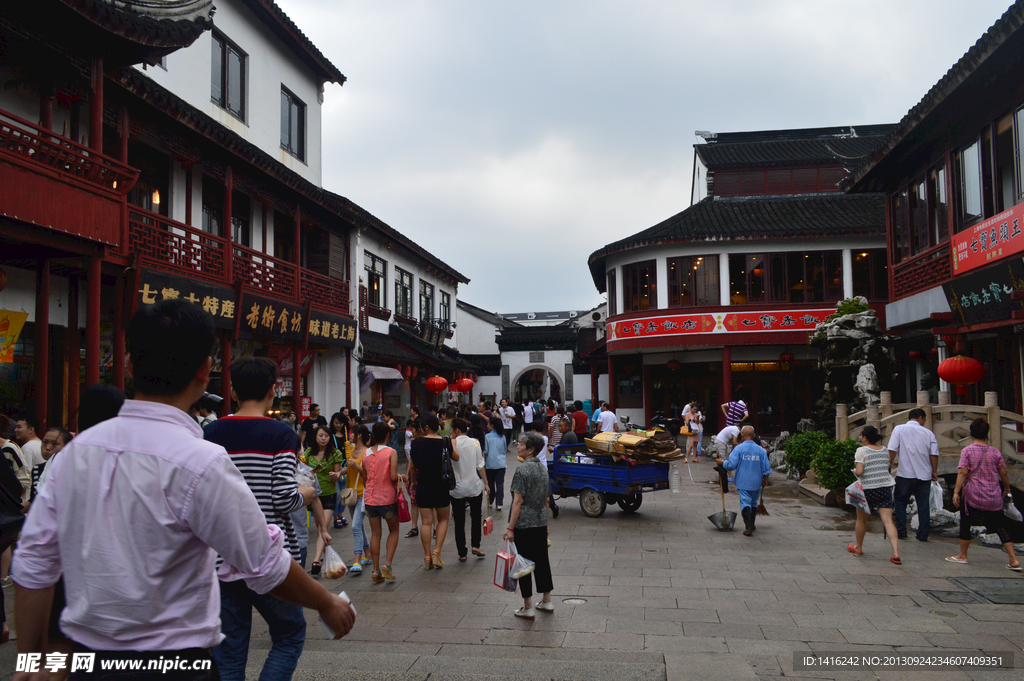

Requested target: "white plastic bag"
[
  {"left": 295, "top": 461, "right": 316, "bottom": 489},
  {"left": 929, "top": 481, "right": 944, "bottom": 511},
  {"left": 322, "top": 545, "right": 347, "bottom": 579},
  {"left": 1005, "top": 498, "right": 1024, "bottom": 522},
  {"left": 510, "top": 551, "right": 535, "bottom": 580},
  {"left": 844, "top": 480, "right": 871, "bottom": 514},
  {"left": 318, "top": 591, "right": 356, "bottom": 639}
]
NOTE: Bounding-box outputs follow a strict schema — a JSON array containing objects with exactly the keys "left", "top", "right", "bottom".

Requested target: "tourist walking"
[
  {"left": 596, "top": 403, "right": 619, "bottom": 433},
  {"left": 450, "top": 419, "right": 487, "bottom": 562},
  {"left": 404, "top": 419, "right": 422, "bottom": 539},
  {"left": 344, "top": 425, "right": 372, "bottom": 574},
  {"left": 203, "top": 357, "right": 319, "bottom": 680},
  {"left": 304, "top": 426, "right": 345, "bottom": 574},
  {"left": 555, "top": 417, "right": 578, "bottom": 447},
  {"left": 485, "top": 417, "right": 507, "bottom": 511},
  {"left": 504, "top": 431, "right": 555, "bottom": 619},
  {"left": 363, "top": 421, "right": 403, "bottom": 584},
  {"left": 946, "top": 418, "right": 1021, "bottom": 570},
  {"left": 299, "top": 403, "right": 327, "bottom": 449},
  {"left": 329, "top": 411, "right": 350, "bottom": 528},
  {"left": 683, "top": 403, "right": 704, "bottom": 463},
  {"left": 408, "top": 414, "right": 455, "bottom": 569},
  {"left": 12, "top": 301, "right": 354, "bottom": 681},
  {"left": 571, "top": 401, "right": 590, "bottom": 437},
  {"left": 498, "top": 399, "right": 515, "bottom": 447},
  {"left": 716, "top": 425, "right": 771, "bottom": 536},
  {"left": 547, "top": 405, "right": 567, "bottom": 455},
  {"left": 888, "top": 408, "right": 939, "bottom": 541},
  {"left": 846, "top": 426, "right": 901, "bottom": 564}
]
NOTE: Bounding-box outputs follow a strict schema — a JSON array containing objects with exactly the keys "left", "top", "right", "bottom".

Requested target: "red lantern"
[
  {"left": 411, "top": 367, "right": 418, "bottom": 378},
  {"left": 779, "top": 351, "right": 795, "bottom": 363},
  {"left": 395, "top": 365, "right": 404, "bottom": 375},
  {"left": 472, "top": 374, "right": 478, "bottom": 382},
  {"left": 456, "top": 378, "right": 474, "bottom": 394},
  {"left": 402, "top": 366, "right": 412, "bottom": 379},
  {"left": 930, "top": 347, "right": 940, "bottom": 356},
  {"left": 426, "top": 376, "right": 448, "bottom": 394},
  {"left": 937, "top": 355, "right": 985, "bottom": 395},
  {"left": 908, "top": 350, "right": 924, "bottom": 360},
  {"left": 666, "top": 360, "right": 681, "bottom": 371}
]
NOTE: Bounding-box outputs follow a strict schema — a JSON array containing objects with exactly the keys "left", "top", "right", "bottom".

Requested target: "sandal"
[
  {"left": 381, "top": 563, "right": 395, "bottom": 580},
  {"left": 405, "top": 528, "right": 419, "bottom": 538},
  {"left": 472, "top": 548, "right": 486, "bottom": 557},
  {"left": 371, "top": 570, "right": 384, "bottom": 584},
  {"left": 310, "top": 561, "right": 322, "bottom": 575},
  {"left": 846, "top": 544, "right": 863, "bottom": 556},
  {"left": 432, "top": 550, "right": 444, "bottom": 568},
  {"left": 945, "top": 556, "right": 968, "bottom": 564},
  {"left": 459, "top": 555, "right": 468, "bottom": 562},
  {"left": 890, "top": 556, "right": 902, "bottom": 565},
  {"left": 1007, "top": 563, "right": 1023, "bottom": 571},
  {"left": 424, "top": 555, "right": 433, "bottom": 570}
]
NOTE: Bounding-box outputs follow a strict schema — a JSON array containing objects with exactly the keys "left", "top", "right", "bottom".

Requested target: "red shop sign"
[
  {"left": 607, "top": 308, "right": 834, "bottom": 342},
  {"left": 952, "top": 203, "right": 1024, "bottom": 275}
]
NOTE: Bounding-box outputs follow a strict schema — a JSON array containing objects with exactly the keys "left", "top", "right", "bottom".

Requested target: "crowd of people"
[{"left": 4, "top": 301, "right": 1022, "bottom": 681}]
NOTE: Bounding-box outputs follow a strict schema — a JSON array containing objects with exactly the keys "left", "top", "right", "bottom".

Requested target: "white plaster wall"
[
  {"left": 307, "top": 347, "right": 349, "bottom": 412},
  {"left": 502, "top": 349, "right": 574, "bottom": 400},
  {"left": 573, "top": 373, "right": 593, "bottom": 403},
  {"left": 0, "top": 71, "right": 79, "bottom": 147},
  {"left": 472, "top": 376, "right": 502, "bottom": 404},
  {"left": 367, "top": 316, "right": 390, "bottom": 335},
  {"left": 455, "top": 304, "right": 501, "bottom": 355},
  {"left": 135, "top": 0, "right": 327, "bottom": 186},
  {"left": 0, "top": 266, "right": 83, "bottom": 327}
]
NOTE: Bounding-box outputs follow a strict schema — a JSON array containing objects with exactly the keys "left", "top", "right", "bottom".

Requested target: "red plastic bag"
[
  {"left": 397, "top": 480, "right": 412, "bottom": 523},
  {"left": 483, "top": 502, "right": 493, "bottom": 536}
]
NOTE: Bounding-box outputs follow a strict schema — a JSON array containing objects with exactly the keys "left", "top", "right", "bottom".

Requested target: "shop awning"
[{"left": 365, "top": 365, "right": 404, "bottom": 381}]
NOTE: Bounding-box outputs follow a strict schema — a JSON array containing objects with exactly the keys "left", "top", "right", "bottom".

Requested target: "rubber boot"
[{"left": 741, "top": 507, "right": 753, "bottom": 536}]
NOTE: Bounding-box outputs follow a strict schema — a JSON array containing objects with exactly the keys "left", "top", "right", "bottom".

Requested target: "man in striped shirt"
[
  {"left": 721, "top": 395, "right": 749, "bottom": 427},
  {"left": 204, "top": 357, "right": 317, "bottom": 681}
]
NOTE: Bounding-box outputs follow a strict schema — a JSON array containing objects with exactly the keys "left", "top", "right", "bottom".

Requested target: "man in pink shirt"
[{"left": 13, "top": 300, "right": 354, "bottom": 681}]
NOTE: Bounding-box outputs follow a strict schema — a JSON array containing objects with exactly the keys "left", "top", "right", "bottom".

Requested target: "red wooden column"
[
  {"left": 67, "top": 277, "right": 80, "bottom": 431},
  {"left": 90, "top": 57, "right": 103, "bottom": 152},
  {"left": 112, "top": 275, "right": 125, "bottom": 390},
  {"left": 85, "top": 255, "right": 101, "bottom": 386},
  {"left": 34, "top": 260, "right": 50, "bottom": 431},
  {"left": 223, "top": 165, "right": 233, "bottom": 248},
  {"left": 722, "top": 346, "right": 732, "bottom": 407},
  {"left": 607, "top": 356, "right": 616, "bottom": 412},
  {"left": 184, "top": 162, "right": 193, "bottom": 227},
  {"left": 41, "top": 95, "right": 53, "bottom": 131}
]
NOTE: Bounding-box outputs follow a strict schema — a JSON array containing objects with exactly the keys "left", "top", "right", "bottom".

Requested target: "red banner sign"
[
  {"left": 952, "top": 203, "right": 1024, "bottom": 275},
  {"left": 607, "top": 308, "right": 834, "bottom": 343}
]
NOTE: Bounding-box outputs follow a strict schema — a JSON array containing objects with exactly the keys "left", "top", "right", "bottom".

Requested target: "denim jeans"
[
  {"left": 893, "top": 476, "right": 931, "bottom": 540},
  {"left": 298, "top": 546, "right": 307, "bottom": 570},
  {"left": 349, "top": 497, "right": 370, "bottom": 556},
  {"left": 486, "top": 468, "right": 506, "bottom": 507},
  {"left": 213, "top": 579, "right": 306, "bottom": 681}
]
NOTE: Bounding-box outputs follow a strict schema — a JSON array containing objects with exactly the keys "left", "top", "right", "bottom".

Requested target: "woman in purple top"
[{"left": 946, "top": 418, "right": 1021, "bottom": 570}]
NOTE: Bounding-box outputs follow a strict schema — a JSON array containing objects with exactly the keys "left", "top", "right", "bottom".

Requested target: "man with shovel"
[{"left": 716, "top": 426, "right": 771, "bottom": 536}]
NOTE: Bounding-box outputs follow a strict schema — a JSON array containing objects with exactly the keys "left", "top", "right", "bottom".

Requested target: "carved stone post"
[
  {"left": 836, "top": 403, "right": 848, "bottom": 442},
  {"left": 986, "top": 391, "right": 1002, "bottom": 451}
]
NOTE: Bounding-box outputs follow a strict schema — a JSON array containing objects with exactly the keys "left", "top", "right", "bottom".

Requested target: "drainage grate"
[
  {"left": 922, "top": 590, "right": 982, "bottom": 604},
  {"left": 948, "top": 577, "right": 1024, "bottom": 605},
  {"left": 562, "top": 598, "right": 588, "bottom": 605},
  {"left": 642, "top": 548, "right": 660, "bottom": 553},
  {"left": 929, "top": 610, "right": 959, "bottom": 618}
]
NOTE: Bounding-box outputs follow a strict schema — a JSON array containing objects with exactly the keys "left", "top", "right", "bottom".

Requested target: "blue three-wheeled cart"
[{"left": 549, "top": 443, "right": 669, "bottom": 517}]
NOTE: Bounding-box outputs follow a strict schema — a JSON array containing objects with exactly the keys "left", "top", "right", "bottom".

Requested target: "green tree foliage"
[
  {"left": 812, "top": 438, "right": 859, "bottom": 491},
  {"left": 784, "top": 431, "right": 827, "bottom": 473}
]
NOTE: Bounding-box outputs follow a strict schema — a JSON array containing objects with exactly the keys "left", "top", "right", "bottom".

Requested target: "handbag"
[
  {"left": 397, "top": 478, "right": 412, "bottom": 523},
  {"left": 0, "top": 456, "right": 26, "bottom": 546},
  {"left": 441, "top": 437, "right": 457, "bottom": 491},
  {"left": 340, "top": 464, "right": 359, "bottom": 507}
]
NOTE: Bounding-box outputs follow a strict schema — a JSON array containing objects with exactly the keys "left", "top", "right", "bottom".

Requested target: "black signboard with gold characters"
[
  {"left": 137, "top": 269, "right": 237, "bottom": 330},
  {"left": 944, "top": 257, "right": 1024, "bottom": 327},
  {"left": 240, "top": 292, "right": 356, "bottom": 348}
]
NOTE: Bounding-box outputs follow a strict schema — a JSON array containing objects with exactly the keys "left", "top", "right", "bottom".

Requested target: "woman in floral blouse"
[{"left": 503, "top": 431, "right": 554, "bottom": 619}]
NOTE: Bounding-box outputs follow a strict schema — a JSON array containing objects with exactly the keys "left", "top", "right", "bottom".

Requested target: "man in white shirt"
[
  {"left": 596, "top": 403, "right": 619, "bottom": 433},
  {"left": 14, "top": 416, "right": 44, "bottom": 468},
  {"left": 12, "top": 300, "right": 354, "bottom": 680},
  {"left": 712, "top": 425, "right": 741, "bottom": 493},
  {"left": 888, "top": 408, "right": 939, "bottom": 541}
]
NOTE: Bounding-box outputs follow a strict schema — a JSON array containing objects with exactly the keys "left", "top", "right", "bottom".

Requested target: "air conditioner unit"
[
  {"left": 591, "top": 312, "right": 602, "bottom": 321},
  {"left": 527, "top": 312, "right": 536, "bottom": 320}
]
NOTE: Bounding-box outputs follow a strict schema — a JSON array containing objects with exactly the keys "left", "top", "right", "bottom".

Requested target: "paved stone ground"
[{"left": 3, "top": 446, "right": 1023, "bottom": 680}]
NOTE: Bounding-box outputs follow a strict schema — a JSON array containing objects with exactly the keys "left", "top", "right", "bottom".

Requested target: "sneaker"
[
  {"left": 514, "top": 607, "right": 535, "bottom": 620},
  {"left": 496, "top": 505, "right": 503, "bottom": 512},
  {"left": 348, "top": 564, "right": 363, "bottom": 575},
  {"left": 535, "top": 600, "right": 554, "bottom": 613}
]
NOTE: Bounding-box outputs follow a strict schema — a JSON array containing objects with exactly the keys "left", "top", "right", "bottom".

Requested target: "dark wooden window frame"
[
  {"left": 212, "top": 31, "right": 246, "bottom": 122},
  {"left": 280, "top": 86, "right": 305, "bottom": 162}
]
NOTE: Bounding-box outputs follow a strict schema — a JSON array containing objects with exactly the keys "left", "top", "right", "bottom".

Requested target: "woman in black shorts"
[
  {"left": 847, "top": 425, "right": 900, "bottom": 564},
  {"left": 408, "top": 413, "right": 458, "bottom": 569}
]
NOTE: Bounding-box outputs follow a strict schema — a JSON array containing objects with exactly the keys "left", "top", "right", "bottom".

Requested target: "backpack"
[
  {"left": 533, "top": 402, "right": 544, "bottom": 419},
  {"left": 1, "top": 442, "right": 28, "bottom": 499}
]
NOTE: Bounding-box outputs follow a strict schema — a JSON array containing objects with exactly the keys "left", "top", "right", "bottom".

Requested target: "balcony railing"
[
  {"left": 0, "top": 109, "right": 137, "bottom": 194},
  {"left": 129, "top": 207, "right": 350, "bottom": 313},
  {"left": 892, "top": 243, "right": 951, "bottom": 300},
  {"left": 129, "top": 209, "right": 229, "bottom": 283},
  {"left": 233, "top": 243, "right": 297, "bottom": 299}
]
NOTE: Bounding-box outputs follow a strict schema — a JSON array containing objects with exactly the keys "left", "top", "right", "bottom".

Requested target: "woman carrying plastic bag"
[{"left": 846, "top": 426, "right": 901, "bottom": 565}]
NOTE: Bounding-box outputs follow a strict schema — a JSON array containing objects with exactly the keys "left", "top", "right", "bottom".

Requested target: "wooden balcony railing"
[
  {"left": 129, "top": 208, "right": 350, "bottom": 313},
  {"left": 129, "top": 208, "right": 229, "bottom": 283},
  {"left": 233, "top": 243, "right": 297, "bottom": 299},
  {"left": 0, "top": 109, "right": 137, "bottom": 195},
  {"left": 892, "top": 243, "right": 952, "bottom": 300}
]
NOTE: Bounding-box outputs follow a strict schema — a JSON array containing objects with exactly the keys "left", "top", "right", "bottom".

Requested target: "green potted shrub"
[
  {"left": 784, "top": 431, "right": 827, "bottom": 479},
  {"left": 812, "top": 438, "right": 859, "bottom": 499}
]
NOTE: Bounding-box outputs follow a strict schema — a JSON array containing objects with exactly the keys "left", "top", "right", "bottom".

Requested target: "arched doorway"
[{"left": 512, "top": 365, "right": 563, "bottom": 403}]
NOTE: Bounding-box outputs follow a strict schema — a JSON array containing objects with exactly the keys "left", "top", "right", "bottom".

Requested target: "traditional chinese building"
[
  {"left": 0, "top": 0, "right": 465, "bottom": 430},
  {"left": 587, "top": 125, "right": 893, "bottom": 435},
  {"left": 843, "top": 1, "right": 1024, "bottom": 414}
]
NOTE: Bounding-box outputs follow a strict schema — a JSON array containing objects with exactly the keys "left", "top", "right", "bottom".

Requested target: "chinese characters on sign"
[
  {"left": 607, "top": 308, "right": 834, "bottom": 345},
  {"left": 240, "top": 293, "right": 356, "bottom": 348},
  {"left": 137, "top": 269, "right": 237, "bottom": 331},
  {"left": 943, "top": 258, "right": 1024, "bottom": 327},
  {"left": 952, "top": 202, "right": 1024, "bottom": 274}
]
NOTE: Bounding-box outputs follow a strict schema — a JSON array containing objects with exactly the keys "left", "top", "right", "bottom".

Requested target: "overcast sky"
[{"left": 279, "top": 0, "right": 1009, "bottom": 314}]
